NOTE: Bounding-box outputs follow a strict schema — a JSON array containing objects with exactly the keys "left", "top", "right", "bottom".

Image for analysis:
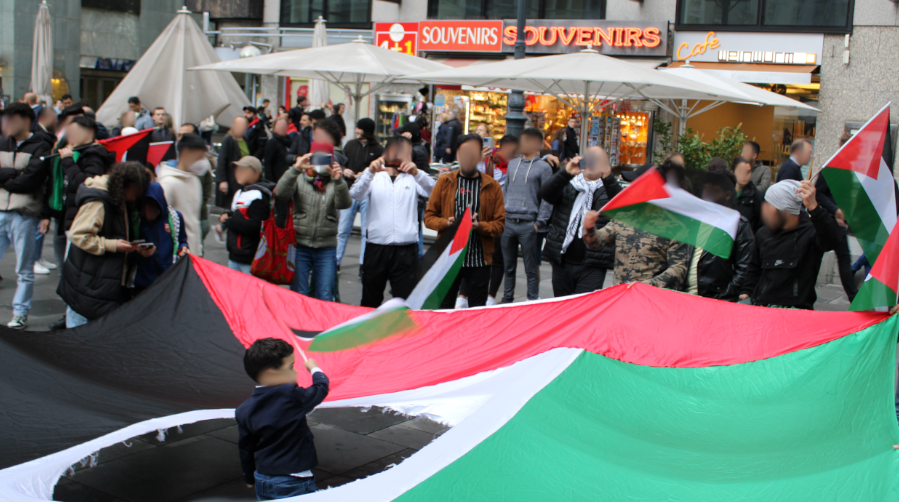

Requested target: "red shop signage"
[
  {"left": 374, "top": 22, "right": 419, "bottom": 56},
  {"left": 419, "top": 20, "right": 503, "bottom": 52},
  {"left": 408, "top": 20, "right": 667, "bottom": 57}
]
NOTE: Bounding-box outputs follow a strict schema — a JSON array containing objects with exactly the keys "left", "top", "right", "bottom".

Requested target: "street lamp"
[{"left": 504, "top": 0, "right": 527, "bottom": 137}]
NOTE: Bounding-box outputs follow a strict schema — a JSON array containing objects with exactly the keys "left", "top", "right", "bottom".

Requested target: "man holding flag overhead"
[{"left": 739, "top": 180, "right": 842, "bottom": 310}]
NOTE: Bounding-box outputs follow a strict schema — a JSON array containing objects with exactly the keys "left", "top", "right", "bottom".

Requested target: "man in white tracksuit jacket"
[{"left": 350, "top": 136, "right": 435, "bottom": 307}]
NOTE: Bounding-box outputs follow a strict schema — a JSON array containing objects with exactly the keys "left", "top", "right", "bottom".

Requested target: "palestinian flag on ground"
[
  {"left": 601, "top": 168, "right": 741, "bottom": 258},
  {"left": 308, "top": 207, "right": 473, "bottom": 352},
  {"left": 97, "top": 129, "right": 176, "bottom": 167},
  {"left": 851, "top": 220, "right": 899, "bottom": 311},
  {"left": 820, "top": 102, "right": 897, "bottom": 264},
  {"left": 1, "top": 256, "right": 896, "bottom": 500}
]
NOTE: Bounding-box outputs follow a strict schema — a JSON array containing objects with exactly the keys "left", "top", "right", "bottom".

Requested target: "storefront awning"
[{"left": 666, "top": 61, "right": 816, "bottom": 85}]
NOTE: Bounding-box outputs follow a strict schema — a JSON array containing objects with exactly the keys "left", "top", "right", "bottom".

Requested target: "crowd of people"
[{"left": 0, "top": 90, "right": 863, "bottom": 333}]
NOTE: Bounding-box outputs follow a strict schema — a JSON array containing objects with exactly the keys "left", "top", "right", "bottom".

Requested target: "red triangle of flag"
[
  {"left": 449, "top": 206, "right": 473, "bottom": 255},
  {"left": 147, "top": 142, "right": 176, "bottom": 167},
  {"left": 825, "top": 105, "right": 889, "bottom": 180},
  {"left": 870, "top": 221, "right": 899, "bottom": 294},
  {"left": 602, "top": 167, "right": 670, "bottom": 213},
  {"left": 98, "top": 129, "right": 152, "bottom": 162}
]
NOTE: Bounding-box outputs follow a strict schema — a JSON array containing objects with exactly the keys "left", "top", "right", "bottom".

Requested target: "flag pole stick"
[{"left": 259, "top": 285, "right": 308, "bottom": 362}]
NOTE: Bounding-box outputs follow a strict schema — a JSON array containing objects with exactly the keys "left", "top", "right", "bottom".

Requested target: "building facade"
[{"left": 0, "top": 0, "right": 189, "bottom": 106}]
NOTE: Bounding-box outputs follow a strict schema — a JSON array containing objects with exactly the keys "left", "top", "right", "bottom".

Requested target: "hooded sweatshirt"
[
  {"left": 62, "top": 143, "right": 115, "bottom": 229},
  {"left": 133, "top": 183, "right": 189, "bottom": 289},
  {"left": 157, "top": 160, "right": 204, "bottom": 254},
  {"left": 504, "top": 155, "right": 553, "bottom": 230}
]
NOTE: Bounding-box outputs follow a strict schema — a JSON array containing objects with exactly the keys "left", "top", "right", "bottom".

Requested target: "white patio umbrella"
[
  {"left": 307, "top": 17, "right": 330, "bottom": 109},
  {"left": 190, "top": 37, "right": 450, "bottom": 124},
  {"left": 660, "top": 67, "right": 819, "bottom": 135},
  {"left": 30, "top": 1, "right": 53, "bottom": 105},
  {"left": 402, "top": 47, "right": 761, "bottom": 150},
  {"left": 96, "top": 7, "right": 250, "bottom": 130}
]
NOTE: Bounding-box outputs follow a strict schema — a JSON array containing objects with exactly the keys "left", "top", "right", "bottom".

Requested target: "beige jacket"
[
  {"left": 69, "top": 175, "right": 122, "bottom": 256},
  {"left": 158, "top": 164, "right": 203, "bottom": 254}
]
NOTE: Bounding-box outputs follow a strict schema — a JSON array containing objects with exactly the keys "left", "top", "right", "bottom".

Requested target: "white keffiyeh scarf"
[{"left": 562, "top": 173, "right": 602, "bottom": 253}]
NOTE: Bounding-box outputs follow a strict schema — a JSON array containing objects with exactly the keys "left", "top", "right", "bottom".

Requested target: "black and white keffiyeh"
[{"left": 562, "top": 173, "right": 602, "bottom": 253}]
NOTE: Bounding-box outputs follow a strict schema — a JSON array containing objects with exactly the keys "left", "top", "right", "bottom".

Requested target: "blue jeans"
[
  {"left": 35, "top": 229, "right": 44, "bottom": 260},
  {"left": 0, "top": 211, "right": 39, "bottom": 316},
  {"left": 228, "top": 260, "right": 252, "bottom": 274},
  {"left": 293, "top": 245, "right": 336, "bottom": 301},
  {"left": 66, "top": 306, "right": 90, "bottom": 328},
  {"left": 418, "top": 208, "right": 425, "bottom": 258},
  {"left": 254, "top": 473, "right": 317, "bottom": 500},
  {"left": 336, "top": 197, "right": 368, "bottom": 267}
]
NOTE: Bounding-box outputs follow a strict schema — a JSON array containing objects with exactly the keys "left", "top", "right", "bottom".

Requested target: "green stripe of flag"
[
  {"left": 605, "top": 202, "right": 735, "bottom": 258},
  {"left": 419, "top": 244, "right": 468, "bottom": 311},
  {"left": 308, "top": 306, "right": 416, "bottom": 352},
  {"left": 822, "top": 167, "right": 892, "bottom": 263},
  {"left": 395, "top": 317, "right": 899, "bottom": 501},
  {"left": 850, "top": 276, "right": 898, "bottom": 312}
]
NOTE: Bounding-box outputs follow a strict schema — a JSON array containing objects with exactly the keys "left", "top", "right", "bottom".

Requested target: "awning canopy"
[{"left": 666, "top": 61, "right": 817, "bottom": 85}]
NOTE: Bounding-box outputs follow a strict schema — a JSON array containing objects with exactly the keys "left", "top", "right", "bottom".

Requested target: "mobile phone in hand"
[
  {"left": 483, "top": 136, "right": 494, "bottom": 148},
  {"left": 130, "top": 239, "right": 146, "bottom": 245},
  {"left": 138, "top": 242, "right": 154, "bottom": 248}
]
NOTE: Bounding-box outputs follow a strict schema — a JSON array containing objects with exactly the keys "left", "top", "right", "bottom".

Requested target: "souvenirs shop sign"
[{"left": 415, "top": 20, "right": 667, "bottom": 56}]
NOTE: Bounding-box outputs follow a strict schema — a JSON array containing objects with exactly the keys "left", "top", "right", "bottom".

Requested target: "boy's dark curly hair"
[{"left": 107, "top": 161, "right": 150, "bottom": 202}]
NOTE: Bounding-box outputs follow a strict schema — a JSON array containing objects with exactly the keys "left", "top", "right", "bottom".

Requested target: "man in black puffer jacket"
[
  {"left": 58, "top": 162, "right": 151, "bottom": 328},
  {"left": 59, "top": 115, "right": 115, "bottom": 230},
  {"left": 683, "top": 171, "right": 754, "bottom": 302},
  {"left": 539, "top": 146, "right": 615, "bottom": 297}
]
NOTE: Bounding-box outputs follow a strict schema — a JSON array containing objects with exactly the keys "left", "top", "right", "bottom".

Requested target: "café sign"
[{"left": 673, "top": 31, "right": 823, "bottom": 65}]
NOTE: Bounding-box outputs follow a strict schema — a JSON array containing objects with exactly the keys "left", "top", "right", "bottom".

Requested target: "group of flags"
[
  {"left": 298, "top": 104, "right": 898, "bottom": 353},
  {"left": 98, "top": 128, "right": 176, "bottom": 165},
  {"left": 596, "top": 102, "right": 899, "bottom": 312}
]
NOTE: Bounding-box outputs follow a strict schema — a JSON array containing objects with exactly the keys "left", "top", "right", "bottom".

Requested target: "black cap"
[
  {"left": 621, "top": 163, "right": 654, "bottom": 182},
  {"left": 243, "top": 106, "right": 257, "bottom": 113}
]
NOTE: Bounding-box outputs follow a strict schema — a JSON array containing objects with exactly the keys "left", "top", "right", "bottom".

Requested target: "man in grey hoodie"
[{"left": 501, "top": 127, "right": 553, "bottom": 303}]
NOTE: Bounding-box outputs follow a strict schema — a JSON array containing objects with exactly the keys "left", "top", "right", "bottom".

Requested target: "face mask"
[{"left": 188, "top": 159, "right": 209, "bottom": 176}]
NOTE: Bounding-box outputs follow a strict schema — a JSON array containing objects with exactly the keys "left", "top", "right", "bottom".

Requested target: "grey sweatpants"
[{"left": 501, "top": 219, "right": 539, "bottom": 302}]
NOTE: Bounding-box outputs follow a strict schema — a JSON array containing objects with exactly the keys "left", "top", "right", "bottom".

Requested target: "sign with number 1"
[{"left": 374, "top": 23, "right": 419, "bottom": 57}]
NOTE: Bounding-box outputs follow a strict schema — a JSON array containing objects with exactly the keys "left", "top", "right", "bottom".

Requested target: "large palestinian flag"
[
  {"left": 602, "top": 168, "right": 741, "bottom": 258},
  {"left": 0, "top": 257, "right": 897, "bottom": 501},
  {"left": 821, "top": 102, "right": 897, "bottom": 264}
]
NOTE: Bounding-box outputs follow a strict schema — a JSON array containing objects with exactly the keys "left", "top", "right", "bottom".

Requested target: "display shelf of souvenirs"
[{"left": 616, "top": 112, "right": 649, "bottom": 167}]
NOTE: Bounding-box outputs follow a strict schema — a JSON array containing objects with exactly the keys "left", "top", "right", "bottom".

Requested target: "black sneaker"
[{"left": 49, "top": 315, "right": 67, "bottom": 330}]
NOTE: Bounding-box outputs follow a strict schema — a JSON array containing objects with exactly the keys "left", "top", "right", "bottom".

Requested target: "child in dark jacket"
[
  {"left": 132, "top": 182, "right": 189, "bottom": 291},
  {"left": 221, "top": 156, "right": 274, "bottom": 274},
  {"left": 236, "top": 338, "right": 329, "bottom": 500}
]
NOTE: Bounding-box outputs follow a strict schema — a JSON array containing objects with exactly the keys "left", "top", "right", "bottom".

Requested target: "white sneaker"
[
  {"left": 486, "top": 297, "right": 497, "bottom": 306},
  {"left": 37, "top": 258, "right": 57, "bottom": 270},
  {"left": 8, "top": 315, "right": 27, "bottom": 329},
  {"left": 454, "top": 297, "right": 469, "bottom": 309},
  {"left": 34, "top": 262, "right": 51, "bottom": 275}
]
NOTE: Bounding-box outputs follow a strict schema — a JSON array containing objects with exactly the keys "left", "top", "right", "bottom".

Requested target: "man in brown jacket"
[{"left": 425, "top": 134, "right": 505, "bottom": 308}]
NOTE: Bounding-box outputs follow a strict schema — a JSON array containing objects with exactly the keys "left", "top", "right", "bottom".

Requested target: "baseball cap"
[{"left": 233, "top": 156, "right": 262, "bottom": 173}]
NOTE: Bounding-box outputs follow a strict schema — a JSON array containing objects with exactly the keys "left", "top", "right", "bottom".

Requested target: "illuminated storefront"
[
  {"left": 380, "top": 19, "right": 668, "bottom": 166},
  {"left": 670, "top": 30, "right": 822, "bottom": 168}
]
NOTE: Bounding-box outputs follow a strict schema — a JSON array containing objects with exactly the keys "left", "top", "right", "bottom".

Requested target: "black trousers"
[
  {"left": 361, "top": 243, "right": 419, "bottom": 308},
  {"left": 835, "top": 228, "right": 858, "bottom": 301},
  {"left": 460, "top": 236, "right": 504, "bottom": 298},
  {"left": 551, "top": 261, "right": 608, "bottom": 298},
  {"left": 441, "top": 266, "right": 491, "bottom": 309}
]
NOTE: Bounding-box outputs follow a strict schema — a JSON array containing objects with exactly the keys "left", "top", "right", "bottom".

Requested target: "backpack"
[{"left": 251, "top": 192, "right": 296, "bottom": 285}]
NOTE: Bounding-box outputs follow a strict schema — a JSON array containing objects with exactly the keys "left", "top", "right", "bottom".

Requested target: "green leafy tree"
[
  {"left": 652, "top": 119, "right": 674, "bottom": 164},
  {"left": 661, "top": 124, "right": 750, "bottom": 170}
]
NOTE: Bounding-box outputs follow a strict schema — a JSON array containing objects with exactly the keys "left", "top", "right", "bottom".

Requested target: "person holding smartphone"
[
  {"left": 539, "top": 146, "right": 615, "bottom": 297},
  {"left": 276, "top": 138, "right": 351, "bottom": 302},
  {"left": 350, "top": 136, "right": 436, "bottom": 308}
]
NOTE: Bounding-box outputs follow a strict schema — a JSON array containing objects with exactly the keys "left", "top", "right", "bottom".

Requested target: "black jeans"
[
  {"left": 441, "top": 266, "right": 491, "bottom": 309},
  {"left": 551, "top": 261, "right": 608, "bottom": 297},
  {"left": 835, "top": 228, "right": 858, "bottom": 301},
  {"left": 361, "top": 243, "right": 419, "bottom": 308},
  {"left": 460, "top": 236, "right": 504, "bottom": 298}
]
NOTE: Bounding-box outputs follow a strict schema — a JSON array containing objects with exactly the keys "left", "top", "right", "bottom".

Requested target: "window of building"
[
  {"left": 429, "top": 0, "right": 604, "bottom": 20},
  {"left": 676, "top": 0, "right": 853, "bottom": 32},
  {"left": 81, "top": 0, "right": 141, "bottom": 15},
  {"left": 280, "top": 0, "right": 370, "bottom": 27}
]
